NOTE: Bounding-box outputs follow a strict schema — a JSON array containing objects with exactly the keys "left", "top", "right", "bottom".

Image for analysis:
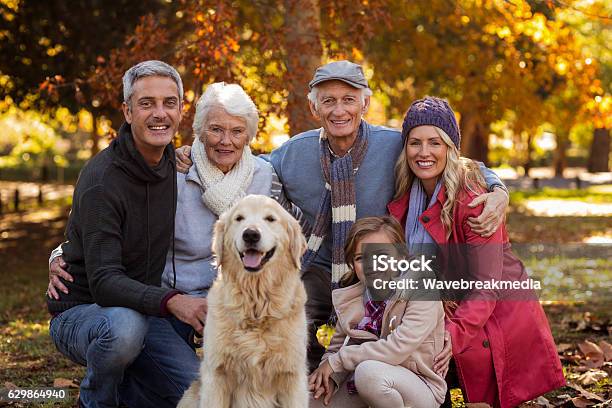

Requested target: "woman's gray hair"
[
  {"left": 193, "top": 82, "right": 259, "bottom": 142},
  {"left": 307, "top": 85, "right": 372, "bottom": 109},
  {"left": 122, "top": 60, "right": 184, "bottom": 107}
]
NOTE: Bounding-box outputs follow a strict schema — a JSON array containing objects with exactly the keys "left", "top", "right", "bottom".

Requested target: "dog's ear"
[
  {"left": 289, "top": 217, "right": 307, "bottom": 269},
  {"left": 212, "top": 213, "right": 226, "bottom": 266}
]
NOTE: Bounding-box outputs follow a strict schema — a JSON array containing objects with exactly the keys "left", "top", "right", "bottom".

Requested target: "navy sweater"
[{"left": 47, "top": 123, "right": 178, "bottom": 316}]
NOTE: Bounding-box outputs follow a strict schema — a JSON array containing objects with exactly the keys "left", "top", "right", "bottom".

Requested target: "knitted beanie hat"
[{"left": 402, "top": 96, "right": 461, "bottom": 149}]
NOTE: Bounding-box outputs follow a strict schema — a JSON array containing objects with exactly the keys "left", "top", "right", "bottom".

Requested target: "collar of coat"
[{"left": 387, "top": 185, "right": 448, "bottom": 245}]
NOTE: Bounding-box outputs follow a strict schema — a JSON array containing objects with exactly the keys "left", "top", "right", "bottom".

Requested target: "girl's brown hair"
[{"left": 341, "top": 216, "right": 406, "bottom": 287}]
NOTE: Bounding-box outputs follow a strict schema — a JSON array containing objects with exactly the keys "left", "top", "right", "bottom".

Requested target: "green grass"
[
  {"left": 521, "top": 256, "right": 611, "bottom": 303},
  {"left": 510, "top": 185, "right": 612, "bottom": 205}
]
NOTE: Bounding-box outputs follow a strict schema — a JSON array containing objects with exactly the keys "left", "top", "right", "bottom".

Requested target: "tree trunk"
[
  {"left": 553, "top": 129, "right": 569, "bottom": 177},
  {"left": 587, "top": 127, "right": 610, "bottom": 172},
  {"left": 523, "top": 132, "right": 534, "bottom": 177},
  {"left": 459, "top": 111, "right": 489, "bottom": 164},
  {"left": 283, "top": 0, "right": 322, "bottom": 136},
  {"left": 91, "top": 110, "right": 100, "bottom": 156}
]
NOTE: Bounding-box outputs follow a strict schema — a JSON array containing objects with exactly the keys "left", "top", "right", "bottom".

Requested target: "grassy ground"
[
  {"left": 509, "top": 185, "right": 612, "bottom": 204},
  {"left": 0, "top": 190, "right": 610, "bottom": 407},
  {"left": 0, "top": 205, "right": 83, "bottom": 407}
]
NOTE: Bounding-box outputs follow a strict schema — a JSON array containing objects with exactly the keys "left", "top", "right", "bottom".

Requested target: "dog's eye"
[
  {"left": 265, "top": 215, "right": 276, "bottom": 222},
  {"left": 235, "top": 215, "right": 244, "bottom": 222}
]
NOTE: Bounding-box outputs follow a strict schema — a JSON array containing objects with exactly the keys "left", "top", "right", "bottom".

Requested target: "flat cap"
[{"left": 309, "top": 60, "right": 369, "bottom": 90}]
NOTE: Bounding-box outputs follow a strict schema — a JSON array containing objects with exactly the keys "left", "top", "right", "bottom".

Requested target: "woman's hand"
[
  {"left": 308, "top": 360, "right": 336, "bottom": 405},
  {"left": 47, "top": 255, "right": 73, "bottom": 299},
  {"left": 433, "top": 330, "right": 452, "bottom": 378},
  {"left": 467, "top": 187, "right": 509, "bottom": 237},
  {"left": 175, "top": 145, "right": 193, "bottom": 174}
]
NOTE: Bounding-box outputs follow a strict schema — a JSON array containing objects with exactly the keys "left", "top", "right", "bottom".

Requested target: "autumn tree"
[
  {"left": 0, "top": 0, "right": 180, "bottom": 154},
  {"left": 556, "top": 1, "right": 611, "bottom": 173},
  {"left": 353, "top": 0, "right": 599, "bottom": 167},
  {"left": 283, "top": 0, "right": 322, "bottom": 134}
]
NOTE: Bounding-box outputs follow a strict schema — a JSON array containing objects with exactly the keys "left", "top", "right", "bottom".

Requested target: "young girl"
[
  {"left": 309, "top": 216, "right": 447, "bottom": 408},
  {"left": 388, "top": 96, "right": 565, "bottom": 407}
]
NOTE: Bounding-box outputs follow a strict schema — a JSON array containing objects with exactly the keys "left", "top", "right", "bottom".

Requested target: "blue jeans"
[
  {"left": 49, "top": 304, "right": 199, "bottom": 408},
  {"left": 167, "top": 316, "right": 196, "bottom": 349}
]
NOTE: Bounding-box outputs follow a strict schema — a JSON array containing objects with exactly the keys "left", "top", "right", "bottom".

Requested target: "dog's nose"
[{"left": 242, "top": 228, "right": 261, "bottom": 245}]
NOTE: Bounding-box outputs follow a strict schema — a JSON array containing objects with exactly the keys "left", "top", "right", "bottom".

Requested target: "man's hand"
[
  {"left": 166, "top": 294, "right": 207, "bottom": 334},
  {"left": 175, "top": 145, "right": 193, "bottom": 174},
  {"left": 467, "top": 187, "right": 509, "bottom": 237},
  {"left": 308, "top": 360, "right": 336, "bottom": 405},
  {"left": 48, "top": 256, "right": 73, "bottom": 299},
  {"left": 433, "top": 330, "right": 452, "bottom": 378}
]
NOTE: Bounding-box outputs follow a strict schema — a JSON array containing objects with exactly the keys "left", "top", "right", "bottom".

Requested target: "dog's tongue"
[{"left": 243, "top": 250, "right": 264, "bottom": 269}]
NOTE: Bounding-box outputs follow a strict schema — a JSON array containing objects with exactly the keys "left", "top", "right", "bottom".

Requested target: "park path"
[{"left": 0, "top": 181, "right": 74, "bottom": 214}]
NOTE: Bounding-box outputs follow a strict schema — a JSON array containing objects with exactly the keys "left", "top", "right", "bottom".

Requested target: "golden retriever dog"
[{"left": 178, "top": 195, "right": 309, "bottom": 408}]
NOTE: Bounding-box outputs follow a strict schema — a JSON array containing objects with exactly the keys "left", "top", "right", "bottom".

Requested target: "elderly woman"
[
  {"left": 47, "top": 82, "right": 305, "bottom": 406},
  {"left": 159, "top": 81, "right": 306, "bottom": 337}
]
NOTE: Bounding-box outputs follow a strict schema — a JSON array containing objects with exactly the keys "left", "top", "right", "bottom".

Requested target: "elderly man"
[
  {"left": 175, "top": 61, "right": 508, "bottom": 372},
  {"left": 46, "top": 60, "right": 200, "bottom": 408}
]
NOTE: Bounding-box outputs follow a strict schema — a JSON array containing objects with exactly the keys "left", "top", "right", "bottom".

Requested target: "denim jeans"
[
  {"left": 167, "top": 316, "right": 196, "bottom": 349},
  {"left": 49, "top": 304, "right": 199, "bottom": 408}
]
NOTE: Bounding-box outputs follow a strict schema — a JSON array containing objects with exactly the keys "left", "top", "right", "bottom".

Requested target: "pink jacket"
[
  {"left": 322, "top": 281, "right": 448, "bottom": 404},
  {"left": 388, "top": 186, "right": 565, "bottom": 408}
]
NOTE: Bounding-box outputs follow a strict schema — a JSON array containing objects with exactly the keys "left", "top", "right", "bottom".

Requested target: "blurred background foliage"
[{"left": 0, "top": 0, "right": 610, "bottom": 181}]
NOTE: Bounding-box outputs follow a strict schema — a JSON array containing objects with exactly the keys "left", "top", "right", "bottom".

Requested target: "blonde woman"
[{"left": 388, "top": 96, "right": 565, "bottom": 407}]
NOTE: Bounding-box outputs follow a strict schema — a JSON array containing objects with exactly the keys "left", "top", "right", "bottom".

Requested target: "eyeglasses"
[{"left": 205, "top": 126, "right": 247, "bottom": 140}]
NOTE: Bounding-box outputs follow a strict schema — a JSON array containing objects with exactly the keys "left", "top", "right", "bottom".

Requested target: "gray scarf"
[{"left": 405, "top": 179, "right": 442, "bottom": 255}]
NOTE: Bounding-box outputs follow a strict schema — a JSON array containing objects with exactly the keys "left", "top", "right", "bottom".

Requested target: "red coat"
[{"left": 388, "top": 186, "right": 565, "bottom": 408}]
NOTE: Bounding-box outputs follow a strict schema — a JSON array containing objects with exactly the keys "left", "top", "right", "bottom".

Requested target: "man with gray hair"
[{"left": 46, "top": 60, "right": 200, "bottom": 408}]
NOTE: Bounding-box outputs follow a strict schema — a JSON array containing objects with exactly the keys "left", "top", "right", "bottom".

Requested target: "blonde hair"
[
  {"left": 393, "top": 127, "right": 487, "bottom": 239},
  {"left": 341, "top": 216, "right": 405, "bottom": 287}
]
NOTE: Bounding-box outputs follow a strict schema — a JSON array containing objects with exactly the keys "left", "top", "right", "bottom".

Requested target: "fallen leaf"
[
  {"left": 53, "top": 378, "right": 78, "bottom": 388},
  {"left": 557, "top": 343, "right": 573, "bottom": 353},
  {"left": 567, "top": 383, "right": 605, "bottom": 402},
  {"left": 571, "top": 396, "right": 593, "bottom": 407},
  {"left": 575, "top": 365, "right": 591, "bottom": 373},
  {"left": 3, "top": 382, "right": 17, "bottom": 389},
  {"left": 534, "top": 396, "right": 553, "bottom": 407},
  {"left": 577, "top": 369, "right": 608, "bottom": 386},
  {"left": 578, "top": 340, "right": 605, "bottom": 368},
  {"left": 598, "top": 340, "right": 612, "bottom": 361}
]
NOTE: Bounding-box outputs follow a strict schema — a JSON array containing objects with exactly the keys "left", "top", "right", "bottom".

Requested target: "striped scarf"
[{"left": 302, "top": 121, "right": 369, "bottom": 286}]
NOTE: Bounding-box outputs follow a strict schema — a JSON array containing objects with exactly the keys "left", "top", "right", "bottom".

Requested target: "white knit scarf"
[{"left": 191, "top": 136, "right": 255, "bottom": 216}]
